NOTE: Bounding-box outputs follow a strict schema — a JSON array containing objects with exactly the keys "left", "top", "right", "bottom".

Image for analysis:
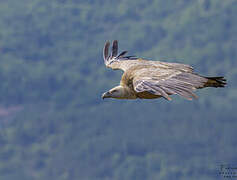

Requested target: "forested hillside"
[{"left": 0, "top": 0, "right": 236, "bottom": 179}]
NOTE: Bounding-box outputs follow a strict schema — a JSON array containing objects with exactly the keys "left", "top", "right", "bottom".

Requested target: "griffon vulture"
[{"left": 102, "top": 40, "right": 226, "bottom": 101}]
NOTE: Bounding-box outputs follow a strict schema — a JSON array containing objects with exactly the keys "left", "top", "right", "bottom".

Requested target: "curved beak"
[{"left": 102, "top": 91, "right": 111, "bottom": 99}]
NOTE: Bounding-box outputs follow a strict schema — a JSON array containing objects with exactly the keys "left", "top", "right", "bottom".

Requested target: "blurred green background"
[{"left": 0, "top": 0, "right": 236, "bottom": 179}]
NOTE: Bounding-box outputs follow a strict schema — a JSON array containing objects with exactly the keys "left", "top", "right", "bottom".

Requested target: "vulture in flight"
[{"left": 102, "top": 40, "right": 226, "bottom": 101}]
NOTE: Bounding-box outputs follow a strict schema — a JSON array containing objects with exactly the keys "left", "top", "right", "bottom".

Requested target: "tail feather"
[{"left": 204, "top": 76, "right": 227, "bottom": 88}]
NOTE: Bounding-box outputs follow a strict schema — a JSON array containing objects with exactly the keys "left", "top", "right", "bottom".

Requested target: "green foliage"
[{"left": 0, "top": 0, "right": 236, "bottom": 179}]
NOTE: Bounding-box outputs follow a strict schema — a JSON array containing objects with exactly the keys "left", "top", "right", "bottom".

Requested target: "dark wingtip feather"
[
  {"left": 123, "top": 55, "right": 137, "bottom": 59},
  {"left": 103, "top": 41, "right": 110, "bottom": 62},
  {"left": 117, "top": 51, "right": 128, "bottom": 58},
  {"left": 112, "top": 40, "right": 118, "bottom": 57}
]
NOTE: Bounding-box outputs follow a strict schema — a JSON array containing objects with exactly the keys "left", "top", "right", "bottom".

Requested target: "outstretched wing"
[
  {"left": 103, "top": 40, "right": 193, "bottom": 73},
  {"left": 133, "top": 68, "right": 207, "bottom": 100}
]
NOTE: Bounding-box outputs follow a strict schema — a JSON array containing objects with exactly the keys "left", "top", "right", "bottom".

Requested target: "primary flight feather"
[{"left": 102, "top": 40, "right": 226, "bottom": 101}]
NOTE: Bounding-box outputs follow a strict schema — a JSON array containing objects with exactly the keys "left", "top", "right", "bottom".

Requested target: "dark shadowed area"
[{"left": 0, "top": 0, "right": 236, "bottom": 179}]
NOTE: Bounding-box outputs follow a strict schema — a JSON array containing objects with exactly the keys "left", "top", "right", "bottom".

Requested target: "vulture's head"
[
  {"left": 102, "top": 86, "right": 126, "bottom": 99},
  {"left": 102, "top": 85, "right": 136, "bottom": 99}
]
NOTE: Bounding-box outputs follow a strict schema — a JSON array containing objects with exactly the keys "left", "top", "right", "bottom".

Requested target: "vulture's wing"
[
  {"left": 133, "top": 67, "right": 207, "bottom": 100},
  {"left": 103, "top": 40, "right": 193, "bottom": 73},
  {"left": 103, "top": 40, "right": 138, "bottom": 71}
]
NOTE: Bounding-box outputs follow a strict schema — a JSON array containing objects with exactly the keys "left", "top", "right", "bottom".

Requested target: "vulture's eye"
[{"left": 111, "top": 90, "right": 118, "bottom": 93}]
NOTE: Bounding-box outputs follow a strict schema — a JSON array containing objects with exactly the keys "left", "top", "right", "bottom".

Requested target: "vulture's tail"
[{"left": 204, "top": 76, "right": 227, "bottom": 88}]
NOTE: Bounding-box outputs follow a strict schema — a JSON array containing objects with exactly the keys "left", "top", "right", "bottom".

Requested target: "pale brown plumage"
[{"left": 102, "top": 40, "right": 226, "bottom": 101}]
